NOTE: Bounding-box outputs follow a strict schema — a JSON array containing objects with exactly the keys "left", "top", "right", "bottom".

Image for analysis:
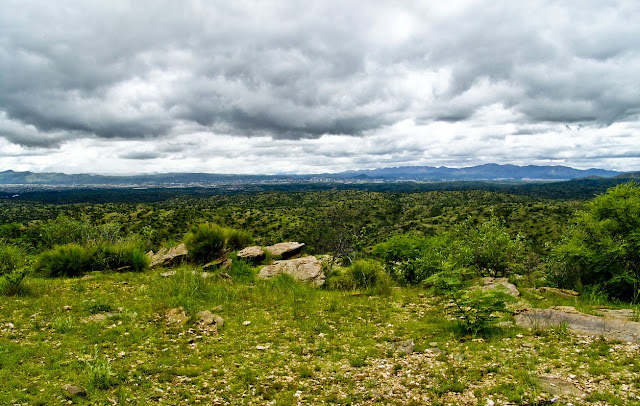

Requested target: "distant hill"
[
  {"left": 0, "top": 164, "right": 625, "bottom": 186},
  {"left": 330, "top": 164, "right": 621, "bottom": 181}
]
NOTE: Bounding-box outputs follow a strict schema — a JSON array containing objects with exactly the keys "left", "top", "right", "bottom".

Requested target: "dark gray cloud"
[{"left": 0, "top": 1, "right": 639, "bottom": 173}]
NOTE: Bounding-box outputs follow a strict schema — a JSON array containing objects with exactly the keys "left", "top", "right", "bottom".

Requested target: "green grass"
[{"left": 1, "top": 268, "right": 639, "bottom": 405}]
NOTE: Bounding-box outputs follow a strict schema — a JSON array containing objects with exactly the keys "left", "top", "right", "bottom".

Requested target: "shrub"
[
  {"left": 0, "top": 240, "right": 23, "bottom": 276},
  {"left": 184, "top": 223, "right": 253, "bottom": 263},
  {"left": 226, "top": 229, "right": 253, "bottom": 250},
  {"left": 449, "top": 216, "right": 526, "bottom": 278},
  {"left": 551, "top": 182, "right": 640, "bottom": 301},
  {"left": 373, "top": 235, "right": 449, "bottom": 284},
  {"left": 0, "top": 241, "right": 30, "bottom": 295},
  {"left": 96, "top": 242, "right": 149, "bottom": 272},
  {"left": 328, "top": 260, "right": 392, "bottom": 295},
  {"left": 184, "top": 223, "right": 228, "bottom": 263},
  {"left": 37, "top": 244, "right": 91, "bottom": 277},
  {"left": 426, "top": 268, "right": 516, "bottom": 336}
]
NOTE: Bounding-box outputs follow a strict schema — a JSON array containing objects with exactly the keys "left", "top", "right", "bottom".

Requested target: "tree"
[{"left": 551, "top": 182, "right": 640, "bottom": 302}]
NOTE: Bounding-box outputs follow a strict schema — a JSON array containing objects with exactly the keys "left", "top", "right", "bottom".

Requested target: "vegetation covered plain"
[{"left": 1, "top": 182, "right": 640, "bottom": 405}]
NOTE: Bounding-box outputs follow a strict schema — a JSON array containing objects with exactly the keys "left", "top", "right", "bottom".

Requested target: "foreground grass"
[{"left": 1, "top": 267, "right": 640, "bottom": 405}]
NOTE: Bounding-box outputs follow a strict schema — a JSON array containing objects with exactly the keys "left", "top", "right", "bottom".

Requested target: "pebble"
[{"left": 242, "top": 321, "right": 251, "bottom": 326}]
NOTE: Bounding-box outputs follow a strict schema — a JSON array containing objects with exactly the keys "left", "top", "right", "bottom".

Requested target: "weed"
[{"left": 85, "top": 353, "right": 116, "bottom": 390}]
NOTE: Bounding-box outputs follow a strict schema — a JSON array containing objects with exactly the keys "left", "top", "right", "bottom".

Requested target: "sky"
[{"left": 1, "top": 0, "right": 639, "bottom": 175}]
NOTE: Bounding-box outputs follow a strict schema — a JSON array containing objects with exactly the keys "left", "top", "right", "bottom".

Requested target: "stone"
[
  {"left": 537, "top": 287, "right": 580, "bottom": 297},
  {"left": 264, "top": 242, "right": 305, "bottom": 259},
  {"left": 148, "top": 243, "right": 188, "bottom": 268},
  {"left": 537, "top": 375, "right": 586, "bottom": 398},
  {"left": 236, "top": 246, "right": 266, "bottom": 262},
  {"left": 258, "top": 256, "right": 325, "bottom": 286},
  {"left": 165, "top": 307, "right": 190, "bottom": 326},
  {"left": 196, "top": 311, "right": 223, "bottom": 333},
  {"left": 396, "top": 339, "right": 415, "bottom": 355},
  {"left": 203, "top": 257, "right": 231, "bottom": 270},
  {"left": 480, "top": 277, "right": 520, "bottom": 297},
  {"left": 62, "top": 384, "right": 86, "bottom": 398},
  {"left": 242, "top": 320, "right": 251, "bottom": 326},
  {"left": 160, "top": 270, "right": 176, "bottom": 277},
  {"left": 515, "top": 306, "right": 640, "bottom": 343}
]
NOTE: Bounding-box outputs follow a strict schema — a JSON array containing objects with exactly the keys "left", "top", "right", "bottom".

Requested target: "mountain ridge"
[{"left": 0, "top": 164, "right": 625, "bottom": 185}]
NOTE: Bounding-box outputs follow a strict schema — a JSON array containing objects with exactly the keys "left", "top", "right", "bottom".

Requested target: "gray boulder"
[
  {"left": 480, "top": 277, "right": 520, "bottom": 297},
  {"left": 258, "top": 256, "right": 325, "bottom": 286},
  {"left": 147, "top": 243, "right": 188, "bottom": 268},
  {"left": 237, "top": 246, "right": 266, "bottom": 262},
  {"left": 515, "top": 306, "right": 640, "bottom": 342},
  {"left": 264, "top": 242, "right": 305, "bottom": 259}
]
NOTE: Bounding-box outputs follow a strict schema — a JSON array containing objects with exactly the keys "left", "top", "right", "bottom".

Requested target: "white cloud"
[{"left": 0, "top": 0, "right": 639, "bottom": 173}]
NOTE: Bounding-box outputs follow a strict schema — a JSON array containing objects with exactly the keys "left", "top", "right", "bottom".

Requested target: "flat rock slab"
[
  {"left": 537, "top": 286, "right": 580, "bottom": 297},
  {"left": 515, "top": 306, "right": 640, "bottom": 343},
  {"left": 237, "top": 246, "right": 266, "bottom": 262},
  {"left": 480, "top": 277, "right": 520, "bottom": 297},
  {"left": 264, "top": 242, "right": 305, "bottom": 259},
  {"left": 148, "top": 243, "right": 188, "bottom": 268},
  {"left": 537, "top": 375, "right": 586, "bottom": 398},
  {"left": 258, "top": 256, "right": 325, "bottom": 286}
]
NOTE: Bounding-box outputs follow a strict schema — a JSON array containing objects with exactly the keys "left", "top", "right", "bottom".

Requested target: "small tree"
[
  {"left": 551, "top": 182, "right": 640, "bottom": 302},
  {"left": 450, "top": 216, "right": 526, "bottom": 277}
]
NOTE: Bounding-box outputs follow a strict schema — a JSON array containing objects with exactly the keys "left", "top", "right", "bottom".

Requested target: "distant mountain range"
[{"left": 0, "top": 164, "right": 627, "bottom": 186}]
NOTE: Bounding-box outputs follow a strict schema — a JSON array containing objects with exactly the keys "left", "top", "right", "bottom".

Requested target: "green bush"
[
  {"left": 184, "top": 223, "right": 228, "bottom": 263},
  {"left": 184, "top": 223, "right": 253, "bottom": 264},
  {"left": 0, "top": 241, "right": 29, "bottom": 295},
  {"left": 226, "top": 229, "right": 253, "bottom": 250},
  {"left": 95, "top": 242, "right": 149, "bottom": 272},
  {"left": 550, "top": 182, "right": 640, "bottom": 301},
  {"left": 37, "top": 244, "right": 91, "bottom": 277},
  {"left": 449, "top": 216, "right": 526, "bottom": 278},
  {"left": 426, "top": 269, "right": 516, "bottom": 336},
  {"left": 0, "top": 240, "right": 23, "bottom": 276},
  {"left": 328, "top": 260, "right": 392, "bottom": 295},
  {"left": 373, "top": 235, "right": 450, "bottom": 284}
]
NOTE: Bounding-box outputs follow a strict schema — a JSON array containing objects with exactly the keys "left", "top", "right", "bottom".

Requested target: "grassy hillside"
[{"left": 2, "top": 266, "right": 638, "bottom": 405}]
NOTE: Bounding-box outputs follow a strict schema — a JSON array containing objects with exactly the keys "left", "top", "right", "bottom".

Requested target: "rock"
[
  {"left": 480, "top": 277, "right": 520, "bottom": 297},
  {"left": 396, "top": 339, "right": 415, "bottom": 355},
  {"left": 62, "top": 384, "right": 86, "bottom": 398},
  {"left": 150, "top": 388, "right": 164, "bottom": 399},
  {"left": 160, "top": 270, "right": 176, "bottom": 277},
  {"left": 596, "top": 308, "right": 638, "bottom": 321},
  {"left": 196, "top": 311, "right": 223, "bottom": 333},
  {"left": 203, "top": 257, "right": 231, "bottom": 270},
  {"left": 242, "top": 320, "right": 251, "bottom": 326},
  {"left": 537, "top": 287, "right": 580, "bottom": 297},
  {"left": 537, "top": 375, "right": 586, "bottom": 398},
  {"left": 264, "top": 242, "right": 305, "bottom": 259},
  {"left": 148, "top": 243, "right": 188, "bottom": 268},
  {"left": 514, "top": 306, "right": 640, "bottom": 342},
  {"left": 237, "top": 246, "right": 266, "bottom": 262},
  {"left": 258, "top": 256, "right": 325, "bottom": 286},
  {"left": 165, "top": 307, "right": 190, "bottom": 326}
]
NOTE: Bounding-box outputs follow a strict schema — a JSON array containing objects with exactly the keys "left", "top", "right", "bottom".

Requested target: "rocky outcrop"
[
  {"left": 264, "top": 242, "right": 305, "bottom": 259},
  {"left": 237, "top": 246, "right": 266, "bottom": 262},
  {"left": 514, "top": 306, "right": 640, "bottom": 342},
  {"left": 480, "top": 277, "right": 520, "bottom": 297},
  {"left": 258, "top": 256, "right": 325, "bottom": 286},
  {"left": 147, "top": 243, "right": 188, "bottom": 268},
  {"left": 536, "top": 287, "right": 580, "bottom": 297}
]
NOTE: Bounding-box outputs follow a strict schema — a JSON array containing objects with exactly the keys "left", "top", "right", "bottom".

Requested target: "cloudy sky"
[{"left": 1, "top": 0, "right": 639, "bottom": 174}]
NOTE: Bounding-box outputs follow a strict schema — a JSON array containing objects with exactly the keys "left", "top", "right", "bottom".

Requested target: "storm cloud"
[{"left": 1, "top": 0, "right": 639, "bottom": 174}]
